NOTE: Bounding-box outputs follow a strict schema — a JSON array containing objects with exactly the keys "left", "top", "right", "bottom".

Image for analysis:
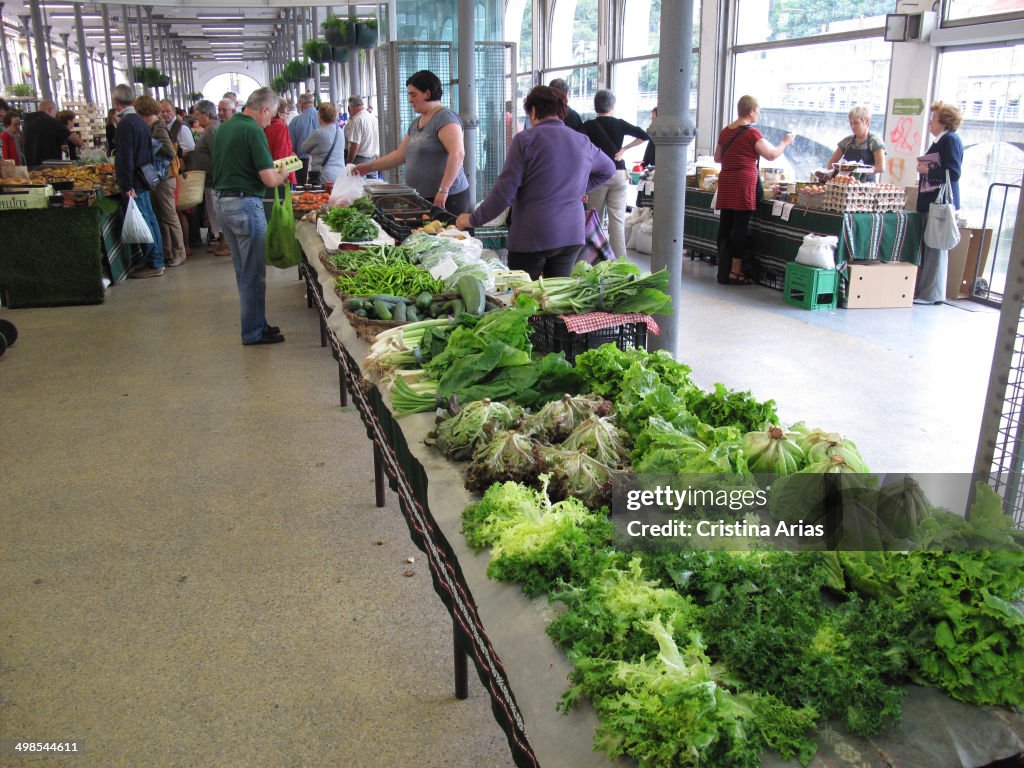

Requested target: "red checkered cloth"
[{"left": 558, "top": 312, "right": 661, "bottom": 335}]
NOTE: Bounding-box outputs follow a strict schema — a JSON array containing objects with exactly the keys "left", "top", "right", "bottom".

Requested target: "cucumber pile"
[{"left": 342, "top": 276, "right": 501, "bottom": 322}]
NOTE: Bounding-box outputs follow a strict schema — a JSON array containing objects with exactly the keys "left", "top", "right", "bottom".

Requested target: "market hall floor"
[{"left": 0, "top": 247, "right": 999, "bottom": 767}]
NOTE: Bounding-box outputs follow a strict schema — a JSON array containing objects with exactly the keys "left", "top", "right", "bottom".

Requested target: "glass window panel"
[
  {"left": 546, "top": 65, "right": 599, "bottom": 120},
  {"left": 550, "top": 0, "right": 598, "bottom": 69},
  {"left": 505, "top": 0, "right": 532, "bottom": 74},
  {"left": 935, "top": 44, "right": 1024, "bottom": 297},
  {"left": 612, "top": 53, "right": 699, "bottom": 168},
  {"left": 732, "top": 39, "right": 892, "bottom": 179},
  {"left": 736, "top": 0, "right": 889, "bottom": 45},
  {"left": 621, "top": 0, "right": 700, "bottom": 59},
  {"left": 946, "top": 0, "right": 1024, "bottom": 23}
]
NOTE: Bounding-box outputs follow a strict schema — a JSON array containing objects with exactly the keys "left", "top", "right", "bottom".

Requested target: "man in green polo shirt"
[{"left": 212, "top": 87, "right": 291, "bottom": 346}]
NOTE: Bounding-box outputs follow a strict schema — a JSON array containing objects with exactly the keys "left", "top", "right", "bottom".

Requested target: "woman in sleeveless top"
[
  {"left": 714, "top": 95, "right": 795, "bottom": 285},
  {"left": 354, "top": 70, "right": 470, "bottom": 215},
  {"left": 828, "top": 106, "right": 886, "bottom": 179}
]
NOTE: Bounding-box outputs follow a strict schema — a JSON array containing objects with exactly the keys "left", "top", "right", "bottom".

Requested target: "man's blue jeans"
[
  {"left": 214, "top": 194, "right": 269, "bottom": 344},
  {"left": 123, "top": 191, "right": 164, "bottom": 268}
]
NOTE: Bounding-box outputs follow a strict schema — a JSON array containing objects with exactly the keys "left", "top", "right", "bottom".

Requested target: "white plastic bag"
[
  {"left": 924, "top": 172, "right": 960, "bottom": 251},
  {"left": 328, "top": 166, "right": 366, "bottom": 207},
  {"left": 795, "top": 233, "right": 837, "bottom": 269},
  {"left": 121, "top": 196, "right": 154, "bottom": 244}
]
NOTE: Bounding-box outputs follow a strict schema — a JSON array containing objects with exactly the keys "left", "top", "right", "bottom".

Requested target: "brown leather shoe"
[
  {"left": 213, "top": 244, "right": 231, "bottom": 257},
  {"left": 128, "top": 266, "right": 164, "bottom": 279},
  {"left": 167, "top": 254, "right": 187, "bottom": 268}
]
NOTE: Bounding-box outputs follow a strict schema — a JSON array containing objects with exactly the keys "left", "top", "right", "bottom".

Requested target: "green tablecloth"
[
  {"left": 0, "top": 206, "right": 106, "bottom": 307},
  {"left": 679, "top": 188, "right": 923, "bottom": 279}
]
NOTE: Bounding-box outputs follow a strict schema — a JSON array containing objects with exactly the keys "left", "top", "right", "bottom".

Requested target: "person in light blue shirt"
[
  {"left": 299, "top": 103, "right": 347, "bottom": 184},
  {"left": 287, "top": 93, "right": 318, "bottom": 184}
]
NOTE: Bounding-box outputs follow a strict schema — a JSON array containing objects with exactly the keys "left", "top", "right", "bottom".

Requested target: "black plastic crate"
[
  {"left": 529, "top": 314, "right": 649, "bottom": 364},
  {"left": 756, "top": 267, "right": 786, "bottom": 291},
  {"left": 373, "top": 198, "right": 455, "bottom": 243}
]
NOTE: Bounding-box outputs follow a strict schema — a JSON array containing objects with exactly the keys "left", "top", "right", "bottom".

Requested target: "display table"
[
  {"left": 0, "top": 206, "right": 107, "bottom": 307},
  {"left": 295, "top": 222, "right": 1024, "bottom": 768},
  {"left": 642, "top": 187, "right": 922, "bottom": 284}
]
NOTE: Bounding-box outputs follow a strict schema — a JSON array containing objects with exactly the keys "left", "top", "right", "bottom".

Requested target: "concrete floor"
[
  {"left": 0, "top": 252, "right": 513, "bottom": 768},
  {"left": 0, "top": 245, "right": 1001, "bottom": 767}
]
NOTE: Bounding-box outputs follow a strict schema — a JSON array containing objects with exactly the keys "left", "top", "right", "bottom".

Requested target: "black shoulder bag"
[{"left": 720, "top": 124, "right": 763, "bottom": 204}]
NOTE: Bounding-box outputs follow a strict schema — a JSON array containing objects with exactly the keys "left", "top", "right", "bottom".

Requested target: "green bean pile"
[
  {"left": 334, "top": 261, "right": 445, "bottom": 297},
  {"left": 324, "top": 245, "right": 414, "bottom": 272}
]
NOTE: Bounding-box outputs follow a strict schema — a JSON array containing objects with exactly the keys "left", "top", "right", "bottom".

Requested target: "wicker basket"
[{"left": 342, "top": 305, "right": 408, "bottom": 342}]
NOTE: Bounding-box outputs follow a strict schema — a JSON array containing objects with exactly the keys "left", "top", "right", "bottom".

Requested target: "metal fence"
[
  {"left": 473, "top": 41, "right": 516, "bottom": 198},
  {"left": 373, "top": 41, "right": 454, "bottom": 187},
  {"left": 973, "top": 171, "right": 1024, "bottom": 527}
]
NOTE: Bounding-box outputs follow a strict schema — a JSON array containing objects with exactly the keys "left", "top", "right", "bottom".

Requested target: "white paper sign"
[
  {"left": 781, "top": 202, "right": 795, "bottom": 221},
  {"left": 429, "top": 257, "right": 460, "bottom": 282},
  {"left": 772, "top": 200, "right": 785, "bottom": 217}
]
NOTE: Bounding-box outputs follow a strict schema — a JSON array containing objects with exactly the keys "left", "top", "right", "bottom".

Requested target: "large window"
[
  {"left": 549, "top": 0, "right": 598, "bottom": 69},
  {"left": 946, "top": 0, "right": 1024, "bottom": 24},
  {"left": 505, "top": 0, "right": 532, "bottom": 74},
  {"left": 935, "top": 43, "right": 1024, "bottom": 297},
  {"left": 736, "top": 0, "right": 894, "bottom": 45},
  {"left": 732, "top": 35, "right": 891, "bottom": 180},
  {"left": 614, "top": 0, "right": 700, "bottom": 167}
]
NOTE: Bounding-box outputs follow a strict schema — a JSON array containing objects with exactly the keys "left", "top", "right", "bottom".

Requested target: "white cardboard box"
[{"left": 843, "top": 261, "right": 918, "bottom": 308}]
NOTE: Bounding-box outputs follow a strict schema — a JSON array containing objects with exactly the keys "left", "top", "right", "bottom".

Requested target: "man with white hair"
[
  {"left": 212, "top": 87, "right": 291, "bottom": 345},
  {"left": 287, "top": 92, "right": 318, "bottom": 185},
  {"left": 344, "top": 95, "right": 379, "bottom": 172},
  {"left": 112, "top": 84, "right": 164, "bottom": 278}
]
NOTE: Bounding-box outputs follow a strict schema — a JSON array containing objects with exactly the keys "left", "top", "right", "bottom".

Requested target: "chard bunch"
[
  {"left": 559, "top": 415, "right": 630, "bottom": 468},
  {"left": 539, "top": 447, "right": 624, "bottom": 509},
  {"left": 428, "top": 398, "right": 524, "bottom": 461},
  {"left": 364, "top": 317, "right": 454, "bottom": 376},
  {"left": 465, "top": 429, "right": 541, "bottom": 494},
  {"left": 520, "top": 393, "right": 611, "bottom": 443},
  {"left": 513, "top": 260, "right": 672, "bottom": 315},
  {"left": 742, "top": 426, "right": 806, "bottom": 476}
]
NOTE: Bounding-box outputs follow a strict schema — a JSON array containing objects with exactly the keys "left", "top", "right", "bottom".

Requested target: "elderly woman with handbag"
[{"left": 914, "top": 101, "right": 964, "bottom": 305}]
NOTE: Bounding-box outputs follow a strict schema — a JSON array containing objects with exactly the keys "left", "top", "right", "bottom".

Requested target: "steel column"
[
  {"left": 100, "top": 4, "right": 115, "bottom": 92},
  {"left": 311, "top": 7, "right": 321, "bottom": 99},
  {"left": 647, "top": 0, "right": 697, "bottom": 360},
  {"left": 0, "top": 3, "right": 14, "bottom": 87},
  {"left": 27, "top": 0, "right": 51, "bottom": 99},
  {"left": 60, "top": 32, "right": 71, "bottom": 100},
  {"left": 74, "top": 5, "right": 92, "bottom": 104},
  {"left": 457, "top": 0, "right": 477, "bottom": 203},
  {"left": 136, "top": 4, "right": 145, "bottom": 90},
  {"left": 123, "top": 5, "right": 134, "bottom": 82}
]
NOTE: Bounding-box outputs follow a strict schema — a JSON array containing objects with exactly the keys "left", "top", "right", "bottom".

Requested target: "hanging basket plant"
[
  {"left": 5, "top": 83, "right": 35, "bottom": 97},
  {"left": 282, "top": 59, "right": 313, "bottom": 83},
  {"left": 188, "top": 91, "right": 204, "bottom": 102},
  {"left": 271, "top": 77, "right": 289, "bottom": 95},
  {"left": 154, "top": 74, "right": 172, "bottom": 89},
  {"left": 330, "top": 46, "right": 350, "bottom": 63},
  {"left": 303, "top": 38, "right": 331, "bottom": 64},
  {"left": 322, "top": 15, "right": 354, "bottom": 47},
  {"left": 354, "top": 18, "right": 378, "bottom": 48}
]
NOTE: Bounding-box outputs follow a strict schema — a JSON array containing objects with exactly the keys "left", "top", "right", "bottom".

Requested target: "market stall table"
[
  {"left": 640, "top": 187, "right": 922, "bottom": 285},
  {"left": 294, "top": 221, "right": 1024, "bottom": 768}
]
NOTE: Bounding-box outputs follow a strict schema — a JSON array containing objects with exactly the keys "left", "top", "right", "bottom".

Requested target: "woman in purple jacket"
[{"left": 455, "top": 86, "right": 615, "bottom": 279}]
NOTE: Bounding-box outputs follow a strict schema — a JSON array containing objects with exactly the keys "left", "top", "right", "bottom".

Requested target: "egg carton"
[{"left": 797, "top": 190, "right": 827, "bottom": 209}]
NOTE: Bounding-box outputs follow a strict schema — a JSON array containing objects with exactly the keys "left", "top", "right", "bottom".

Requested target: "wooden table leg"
[
  {"left": 454, "top": 623, "right": 469, "bottom": 700},
  {"left": 373, "top": 445, "right": 386, "bottom": 508}
]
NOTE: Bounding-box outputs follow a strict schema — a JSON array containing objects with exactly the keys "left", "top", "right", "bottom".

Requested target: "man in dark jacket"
[
  {"left": 22, "top": 99, "right": 83, "bottom": 166},
  {"left": 112, "top": 84, "right": 164, "bottom": 278},
  {"left": 548, "top": 79, "right": 584, "bottom": 131}
]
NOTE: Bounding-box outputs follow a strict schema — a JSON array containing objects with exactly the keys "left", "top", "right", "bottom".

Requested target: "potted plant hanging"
[
  {"left": 271, "top": 77, "right": 289, "bottom": 95},
  {"left": 303, "top": 38, "right": 331, "bottom": 64},
  {"left": 188, "top": 91, "right": 203, "bottom": 102},
  {"left": 130, "top": 65, "right": 146, "bottom": 84},
  {"left": 330, "top": 46, "right": 349, "bottom": 63},
  {"left": 321, "top": 15, "right": 354, "bottom": 47},
  {"left": 282, "top": 59, "right": 312, "bottom": 83},
  {"left": 155, "top": 74, "right": 171, "bottom": 89},
  {"left": 354, "top": 17, "right": 378, "bottom": 48}
]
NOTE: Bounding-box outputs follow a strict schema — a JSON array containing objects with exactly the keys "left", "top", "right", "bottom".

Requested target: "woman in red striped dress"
[{"left": 714, "top": 95, "right": 794, "bottom": 285}]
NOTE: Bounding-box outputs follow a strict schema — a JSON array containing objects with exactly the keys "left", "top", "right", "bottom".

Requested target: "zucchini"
[
  {"left": 354, "top": 308, "right": 368, "bottom": 318},
  {"left": 449, "top": 298, "right": 465, "bottom": 317},
  {"left": 366, "top": 294, "right": 405, "bottom": 304},
  {"left": 456, "top": 275, "right": 487, "bottom": 316},
  {"left": 372, "top": 300, "right": 393, "bottom": 321},
  {"left": 415, "top": 292, "right": 434, "bottom": 312},
  {"left": 406, "top": 305, "right": 420, "bottom": 322},
  {"left": 392, "top": 301, "right": 408, "bottom": 322},
  {"left": 344, "top": 298, "right": 366, "bottom": 311}
]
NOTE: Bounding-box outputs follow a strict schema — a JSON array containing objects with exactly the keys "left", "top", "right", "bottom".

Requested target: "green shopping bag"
[{"left": 265, "top": 184, "right": 303, "bottom": 268}]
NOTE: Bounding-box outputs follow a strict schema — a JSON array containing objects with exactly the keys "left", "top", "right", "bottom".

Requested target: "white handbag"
[{"left": 923, "top": 170, "right": 961, "bottom": 251}]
